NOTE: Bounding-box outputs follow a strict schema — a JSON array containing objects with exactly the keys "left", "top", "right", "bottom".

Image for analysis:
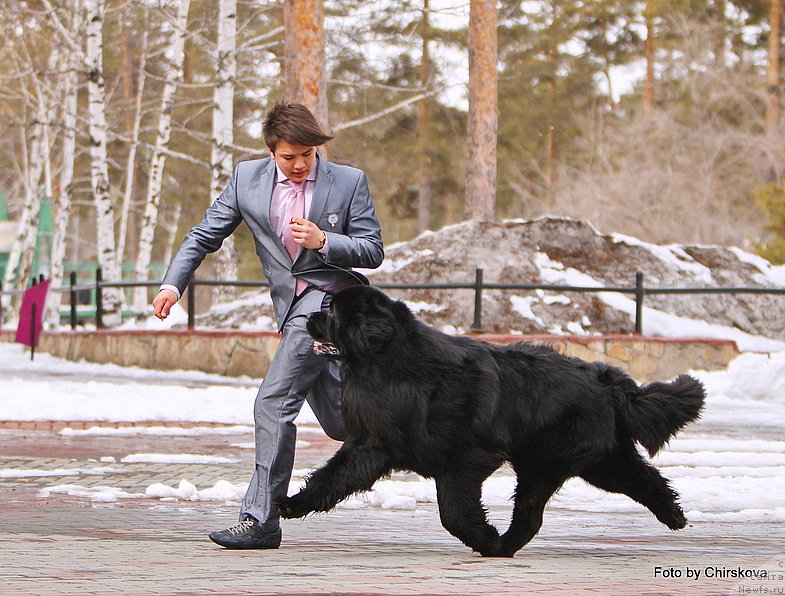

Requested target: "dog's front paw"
[{"left": 275, "top": 492, "right": 314, "bottom": 519}]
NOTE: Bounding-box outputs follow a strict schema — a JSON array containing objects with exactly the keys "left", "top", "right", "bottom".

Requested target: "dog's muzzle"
[{"left": 312, "top": 340, "right": 340, "bottom": 357}]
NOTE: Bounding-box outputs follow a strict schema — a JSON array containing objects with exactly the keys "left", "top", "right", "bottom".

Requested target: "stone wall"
[
  {"left": 473, "top": 334, "right": 739, "bottom": 381},
  {"left": 1, "top": 330, "right": 280, "bottom": 379},
  {"left": 1, "top": 329, "right": 739, "bottom": 382}
]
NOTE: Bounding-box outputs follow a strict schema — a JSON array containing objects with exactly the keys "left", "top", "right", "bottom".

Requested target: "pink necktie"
[{"left": 283, "top": 180, "right": 308, "bottom": 295}]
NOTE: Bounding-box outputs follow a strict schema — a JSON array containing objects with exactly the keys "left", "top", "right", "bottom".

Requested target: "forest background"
[{"left": 1, "top": 0, "right": 784, "bottom": 323}]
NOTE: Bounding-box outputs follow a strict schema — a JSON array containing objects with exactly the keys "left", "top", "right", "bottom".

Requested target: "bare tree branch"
[
  {"left": 39, "top": 0, "right": 82, "bottom": 56},
  {"left": 331, "top": 89, "right": 440, "bottom": 133}
]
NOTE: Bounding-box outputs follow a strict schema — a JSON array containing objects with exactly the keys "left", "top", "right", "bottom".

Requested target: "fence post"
[
  {"left": 472, "top": 268, "right": 484, "bottom": 332},
  {"left": 95, "top": 266, "right": 104, "bottom": 329},
  {"left": 187, "top": 279, "right": 195, "bottom": 329},
  {"left": 635, "top": 271, "right": 644, "bottom": 334},
  {"left": 30, "top": 302, "right": 37, "bottom": 361},
  {"left": 70, "top": 271, "right": 78, "bottom": 329}
]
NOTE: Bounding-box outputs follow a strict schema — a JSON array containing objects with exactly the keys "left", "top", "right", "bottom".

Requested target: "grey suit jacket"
[{"left": 162, "top": 156, "right": 384, "bottom": 328}]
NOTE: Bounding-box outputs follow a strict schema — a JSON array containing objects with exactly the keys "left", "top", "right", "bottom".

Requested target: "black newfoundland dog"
[{"left": 276, "top": 286, "right": 706, "bottom": 557}]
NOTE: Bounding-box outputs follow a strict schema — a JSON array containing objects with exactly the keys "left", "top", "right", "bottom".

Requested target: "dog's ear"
[{"left": 346, "top": 310, "right": 395, "bottom": 356}]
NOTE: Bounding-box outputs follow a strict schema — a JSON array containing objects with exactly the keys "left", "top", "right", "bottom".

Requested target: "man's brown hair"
[{"left": 263, "top": 102, "right": 333, "bottom": 153}]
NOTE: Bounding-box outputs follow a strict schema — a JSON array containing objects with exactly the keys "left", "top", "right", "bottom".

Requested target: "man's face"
[{"left": 271, "top": 140, "right": 316, "bottom": 183}]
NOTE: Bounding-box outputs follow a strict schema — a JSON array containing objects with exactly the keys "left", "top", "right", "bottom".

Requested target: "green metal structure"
[
  {"left": 0, "top": 190, "right": 53, "bottom": 284},
  {"left": 0, "top": 187, "right": 9, "bottom": 281},
  {"left": 0, "top": 188, "right": 165, "bottom": 322}
]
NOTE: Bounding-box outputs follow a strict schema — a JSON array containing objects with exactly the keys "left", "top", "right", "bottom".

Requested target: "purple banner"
[{"left": 15, "top": 280, "right": 51, "bottom": 347}]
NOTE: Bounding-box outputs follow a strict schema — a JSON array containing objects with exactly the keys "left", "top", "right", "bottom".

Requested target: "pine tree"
[
  {"left": 466, "top": 0, "right": 498, "bottom": 222},
  {"left": 284, "top": 0, "right": 327, "bottom": 126}
]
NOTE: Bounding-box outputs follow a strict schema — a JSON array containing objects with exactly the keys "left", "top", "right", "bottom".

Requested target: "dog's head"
[{"left": 307, "top": 286, "right": 411, "bottom": 360}]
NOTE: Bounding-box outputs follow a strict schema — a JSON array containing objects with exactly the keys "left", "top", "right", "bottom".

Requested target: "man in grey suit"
[{"left": 152, "top": 102, "right": 384, "bottom": 549}]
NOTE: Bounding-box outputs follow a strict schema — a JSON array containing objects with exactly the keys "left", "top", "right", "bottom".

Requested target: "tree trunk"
[
  {"left": 45, "top": 23, "right": 80, "bottom": 327},
  {"left": 1, "top": 118, "right": 44, "bottom": 313},
  {"left": 85, "top": 0, "right": 123, "bottom": 324},
  {"left": 284, "top": 0, "right": 327, "bottom": 129},
  {"left": 1, "top": 47, "right": 61, "bottom": 314},
  {"left": 545, "top": 30, "right": 558, "bottom": 206},
  {"left": 766, "top": 0, "right": 781, "bottom": 142},
  {"left": 121, "top": 16, "right": 135, "bottom": 135},
  {"left": 643, "top": 8, "right": 655, "bottom": 124},
  {"left": 713, "top": 0, "right": 727, "bottom": 67},
  {"left": 417, "top": 0, "right": 433, "bottom": 232},
  {"left": 162, "top": 202, "right": 182, "bottom": 267},
  {"left": 465, "top": 0, "right": 498, "bottom": 222},
  {"left": 133, "top": 0, "right": 191, "bottom": 314},
  {"left": 643, "top": 3, "right": 656, "bottom": 168},
  {"left": 544, "top": 122, "right": 555, "bottom": 207},
  {"left": 117, "top": 18, "right": 149, "bottom": 269},
  {"left": 44, "top": 7, "right": 80, "bottom": 328},
  {"left": 604, "top": 67, "right": 615, "bottom": 111},
  {"left": 212, "top": 0, "right": 239, "bottom": 303}
]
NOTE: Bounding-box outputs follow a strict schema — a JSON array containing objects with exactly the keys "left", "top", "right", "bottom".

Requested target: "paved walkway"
[{"left": 1, "top": 422, "right": 783, "bottom": 596}]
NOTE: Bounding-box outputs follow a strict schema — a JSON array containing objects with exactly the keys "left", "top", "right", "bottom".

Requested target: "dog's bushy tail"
[{"left": 624, "top": 374, "right": 706, "bottom": 457}]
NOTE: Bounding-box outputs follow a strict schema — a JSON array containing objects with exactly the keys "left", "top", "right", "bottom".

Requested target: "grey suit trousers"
[{"left": 240, "top": 290, "right": 346, "bottom": 530}]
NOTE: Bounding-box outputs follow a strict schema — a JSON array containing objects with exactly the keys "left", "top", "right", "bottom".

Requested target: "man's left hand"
[{"left": 290, "top": 217, "right": 326, "bottom": 249}]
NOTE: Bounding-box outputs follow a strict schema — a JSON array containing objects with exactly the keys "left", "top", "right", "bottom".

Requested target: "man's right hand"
[{"left": 152, "top": 289, "right": 179, "bottom": 320}]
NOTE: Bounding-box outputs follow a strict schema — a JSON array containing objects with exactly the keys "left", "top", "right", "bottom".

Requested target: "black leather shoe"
[{"left": 208, "top": 518, "right": 282, "bottom": 549}]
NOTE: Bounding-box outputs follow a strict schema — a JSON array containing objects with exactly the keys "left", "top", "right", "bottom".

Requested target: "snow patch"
[{"left": 611, "top": 233, "right": 714, "bottom": 282}]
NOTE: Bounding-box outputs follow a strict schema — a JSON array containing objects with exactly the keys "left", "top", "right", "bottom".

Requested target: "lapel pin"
[{"left": 327, "top": 213, "right": 338, "bottom": 228}]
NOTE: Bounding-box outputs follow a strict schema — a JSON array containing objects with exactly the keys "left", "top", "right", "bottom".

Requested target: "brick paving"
[
  {"left": 0, "top": 424, "right": 783, "bottom": 595},
  {"left": 0, "top": 421, "right": 239, "bottom": 431}
]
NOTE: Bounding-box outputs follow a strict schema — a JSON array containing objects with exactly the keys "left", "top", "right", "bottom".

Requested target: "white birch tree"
[
  {"left": 1, "top": 108, "right": 45, "bottom": 312},
  {"left": 85, "top": 0, "right": 123, "bottom": 324},
  {"left": 212, "top": 0, "right": 239, "bottom": 303},
  {"left": 117, "top": 22, "right": 149, "bottom": 269},
  {"left": 133, "top": 0, "right": 191, "bottom": 314},
  {"left": 162, "top": 202, "right": 182, "bottom": 267},
  {"left": 45, "top": 8, "right": 81, "bottom": 328},
  {"left": 1, "top": 45, "right": 60, "bottom": 315},
  {"left": 31, "top": 48, "right": 63, "bottom": 283}
]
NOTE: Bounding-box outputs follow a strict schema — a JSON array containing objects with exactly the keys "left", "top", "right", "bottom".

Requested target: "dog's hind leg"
[
  {"left": 498, "top": 472, "right": 566, "bottom": 557},
  {"left": 579, "top": 444, "right": 687, "bottom": 530},
  {"left": 435, "top": 468, "right": 504, "bottom": 557}
]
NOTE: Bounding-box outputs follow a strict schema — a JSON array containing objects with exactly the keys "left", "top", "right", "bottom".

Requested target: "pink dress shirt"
[{"left": 160, "top": 159, "right": 328, "bottom": 300}]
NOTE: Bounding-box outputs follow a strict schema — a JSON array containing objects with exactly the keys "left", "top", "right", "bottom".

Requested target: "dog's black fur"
[{"left": 276, "top": 286, "right": 706, "bottom": 557}]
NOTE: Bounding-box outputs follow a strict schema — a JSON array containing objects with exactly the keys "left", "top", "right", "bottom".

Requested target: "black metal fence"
[{"left": 3, "top": 267, "right": 784, "bottom": 335}]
